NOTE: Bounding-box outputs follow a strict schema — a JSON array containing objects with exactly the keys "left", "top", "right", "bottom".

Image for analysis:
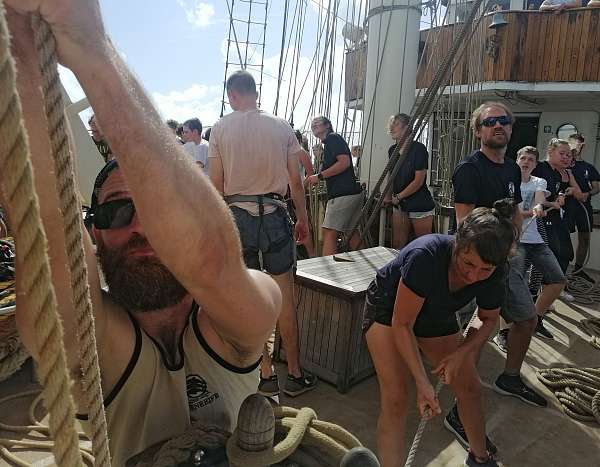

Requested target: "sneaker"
[
  {"left": 492, "top": 328, "right": 509, "bottom": 354},
  {"left": 559, "top": 290, "right": 575, "bottom": 302},
  {"left": 283, "top": 371, "right": 317, "bottom": 397},
  {"left": 493, "top": 374, "right": 547, "bottom": 407},
  {"left": 535, "top": 316, "right": 554, "bottom": 340},
  {"left": 464, "top": 451, "right": 498, "bottom": 467},
  {"left": 258, "top": 374, "right": 280, "bottom": 397},
  {"left": 573, "top": 268, "right": 596, "bottom": 284},
  {"left": 444, "top": 404, "right": 498, "bottom": 456}
]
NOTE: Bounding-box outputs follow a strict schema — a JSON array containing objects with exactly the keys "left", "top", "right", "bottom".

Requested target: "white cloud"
[
  {"left": 152, "top": 83, "right": 223, "bottom": 125},
  {"left": 178, "top": 1, "right": 215, "bottom": 28}
]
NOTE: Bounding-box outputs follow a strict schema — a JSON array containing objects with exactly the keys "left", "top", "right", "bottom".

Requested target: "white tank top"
[{"left": 77, "top": 304, "right": 260, "bottom": 466}]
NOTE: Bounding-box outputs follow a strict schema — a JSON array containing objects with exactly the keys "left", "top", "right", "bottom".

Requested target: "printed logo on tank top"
[
  {"left": 186, "top": 374, "right": 220, "bottom": 410},
  {"left": 555, "top": 182, "right": 561, "bottom": 194},
  {"left": 508, "top": 181, "right": 515, "bottom": 199}
]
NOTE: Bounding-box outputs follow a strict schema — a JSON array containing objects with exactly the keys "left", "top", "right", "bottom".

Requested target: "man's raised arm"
[{"left": 5, "top": 0, "right": 280, "bottom": 360}]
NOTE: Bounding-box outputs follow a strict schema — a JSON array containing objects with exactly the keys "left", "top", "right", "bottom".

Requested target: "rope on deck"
[
  {"left": 579, "top": 318, "right": 600, "bottom": 351},
  {"left": 537, "top": 367, "right": 600, "bottom": 425},
  {"left": 0, "top": 390, "right": 93, "bottom": 466}
]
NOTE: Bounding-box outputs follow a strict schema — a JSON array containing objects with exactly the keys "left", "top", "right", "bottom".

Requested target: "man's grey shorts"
[
  {"left": 322, "top": 192, "right": 363, "bottom": 232},
  {"left": 502, "top": 243, "right": 565, "bottom": 323},
  {"left": 230, "top": 206, "right": 295, "bottom": 275}
]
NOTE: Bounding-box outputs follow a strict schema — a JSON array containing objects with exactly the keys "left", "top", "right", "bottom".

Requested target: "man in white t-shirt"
[
  {"left": 182, "top": 118, "right": 209, "bottom": 175},
  {"left": 209, "top": 70, "right": 317, "bottom": 398},
  {"left": 515, "top": 146, "right": 566, "bottom": 339}
]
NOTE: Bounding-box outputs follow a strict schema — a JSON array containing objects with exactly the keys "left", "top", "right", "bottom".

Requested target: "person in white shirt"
[
  {"left": 182, "top": 118, "right": 209, "bottom": 174},
  {"left": 514, "top": 146, "right": 566, "bottom": 339}
]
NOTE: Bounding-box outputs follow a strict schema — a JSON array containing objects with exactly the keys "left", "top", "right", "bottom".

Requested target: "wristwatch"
[{"left": 317, "top": 172, "right": 324, "bottom": 181}]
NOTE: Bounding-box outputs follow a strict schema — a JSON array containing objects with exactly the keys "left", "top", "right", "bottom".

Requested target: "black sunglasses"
[
  {"left": 92, "top": 198, "right": 136, "bottom": 230},
  {"left": 480, "top": 115, "right": 512, "bottom": 127}
]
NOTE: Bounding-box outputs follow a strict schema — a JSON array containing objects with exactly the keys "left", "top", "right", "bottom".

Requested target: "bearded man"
[
  {"left": 445, "top": 102, "right": 547, "bottom": 461},
  {"left": 5, "top": 3, "right": 280, "bottom": 465}
]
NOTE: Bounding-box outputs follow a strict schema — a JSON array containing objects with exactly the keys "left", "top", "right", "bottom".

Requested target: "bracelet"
[{"left": 317, "top": 172, "right": 324, "bottom": 181}]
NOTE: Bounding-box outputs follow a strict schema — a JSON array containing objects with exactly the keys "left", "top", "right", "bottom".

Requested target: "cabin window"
[{"left": 556, "top": 123, "right": 578, "bottom": 140}]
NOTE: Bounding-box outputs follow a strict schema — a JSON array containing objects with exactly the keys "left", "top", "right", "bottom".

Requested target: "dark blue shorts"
[{"left": 230, "top": 206, "right": 295, "bottom": 275}]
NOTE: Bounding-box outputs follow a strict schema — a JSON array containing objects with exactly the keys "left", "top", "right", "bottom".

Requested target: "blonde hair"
[
  {"left": 547, "top": 138, "right": 570, "bottom": 152},
  {"left": 387, "top": 113, "right": 410, "bottom": 134},
  {"left": 470, "top": 101, "right": 514, "bottom": 133}
]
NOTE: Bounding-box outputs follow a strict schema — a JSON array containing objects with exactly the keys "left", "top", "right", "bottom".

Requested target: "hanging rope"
[
  {"left": 537, "top": 367, "right": 600, "bottom": 425},
  {"left": 30, "top": 14, "right": 111, "bottom": 466},
  {"left": 403, "top": 307, "right": 480, "bottom": 467},
  {"left": 0, "top": 3, "right": 83, "bottom": 465}
]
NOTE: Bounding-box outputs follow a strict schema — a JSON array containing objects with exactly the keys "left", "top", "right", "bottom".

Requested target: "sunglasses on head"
[
  {"left": 93, "top": 198, "right": 136, "bottom": 230},
  {"left": 480, "top": 115, "right": 512, "bottom": 127}
]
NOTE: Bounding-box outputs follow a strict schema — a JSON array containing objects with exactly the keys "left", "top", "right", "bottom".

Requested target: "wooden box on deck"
[{"left": 275, "top": 247, "right": 398, "bottom": 393}]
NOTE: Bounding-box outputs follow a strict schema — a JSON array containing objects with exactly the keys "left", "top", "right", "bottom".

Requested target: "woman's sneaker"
[
  {"left": 444, "top": 404, "right": 497, "bottom": 456},
  {"left": 464, "top": 451, "right": 498, "bottom": 466},
  {"left": 535, "top": 316, "right": 554, "bottom": 340},
  {"left": 283, "top": 371, "right": 317, "bottom": 397},
  {"left": 258, "top": 374, "right": 280, "bottom": 397}
]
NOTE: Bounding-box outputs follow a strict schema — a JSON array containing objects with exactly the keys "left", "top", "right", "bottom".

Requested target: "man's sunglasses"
[
  {"left": 92, "top": 198, "right": 136, "bottom": 230},
  {"left": 480, "top": 115, "right": 512, "bottom": 127}
]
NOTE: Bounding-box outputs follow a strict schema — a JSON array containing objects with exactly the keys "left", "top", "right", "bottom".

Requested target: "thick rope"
[
  {"left": 0, "top": 390, "right": 93, "bottom": 466},
  {"left": 537, "top": 367, "right": 600, "bottom": 424},
  {"left": 0, "top": 3, "right": 83, "bottom": 465},
  {"left": 226, "top": 405, "right": 362, "bottom": 466},
  {"left": 0, "top": 331, "right": 28, "bottom": 381},
  {"left": 579, "top": 318, "right": 600, "bottom": 350},
  {"left": 30, "top": 14, "right": 111, "bottom": 466},
  {"left": 404, "top": 307, "right": 481, "bottom": 467}
]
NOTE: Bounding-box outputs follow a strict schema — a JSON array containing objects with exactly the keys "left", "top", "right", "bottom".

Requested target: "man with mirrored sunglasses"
[
  {"left": 4, "top": 3, "right": 282, "bottom": 465},
  {"left": 448, "top": 102, "right": 547, "bottom": 461}
]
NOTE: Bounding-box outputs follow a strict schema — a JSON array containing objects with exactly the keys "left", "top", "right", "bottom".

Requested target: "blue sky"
[{"left": 61, "top": 1, "right": 432, "bottom": 132}]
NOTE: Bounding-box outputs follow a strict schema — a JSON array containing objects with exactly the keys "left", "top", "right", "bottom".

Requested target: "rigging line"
[
  {"left": 337, "top": 0, "right": 353, "bottom": 137},
  {"left": 257, "top": 0, "right": 269, "bottom": 107},
  {"left": 299, "top": 0, "right": 339, "bottom": 130},
  {"left": 396, "top": 4, "right": 411, "bottom": 113},
  {"left": 342, "top": 0, "right": 368, "bottom": 140},
  {"left": 279, "top": 0, "right": 301, "bottom": 96},
  {"left": 225, "top": 0, "right": 246, "bottom": 68},
  {"left": 317, "top": 1, "right": 332, "bottom": 116},
  {"left": 243, "top": 0, "right": 254, "bottom": 66},
  {"left": 290, "top": 0, "right": 308, "bottom": 121},
  {"left": 289, "top": 8, "right": 329, "bottom": 120},
  {"left": 247, "top": 0, "right": 274, "bottom": 63},
  {"left": 274, "top": 0, "right": 291, "bottom": 115},
  {"left": 286, "top": 0, "right": 307, "bottom": 122},
  {"left": 307, "top": 0, "right": 356, "bottom": 23}
]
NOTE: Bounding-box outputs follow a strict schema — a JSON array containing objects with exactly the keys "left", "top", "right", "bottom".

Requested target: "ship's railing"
[
  {"left": 344, "top": 8, "right": 600, "bottom": 102},
  {"left": 417, "top": 7, "right": 600, "bottom": 89}
]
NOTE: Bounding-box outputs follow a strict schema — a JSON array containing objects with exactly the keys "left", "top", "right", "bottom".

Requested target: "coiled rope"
[
  {"left": 537, "top": 367, "right": 600, "bottom": 425},
  {"left": 579, "top": 318, "right": 600, "bottom": 351},
  {"left": 0, "top": 390, "right": 94, "bottom": 466},
  {"left": 226, "top": 405, "right": 362, "bottom": 466}
]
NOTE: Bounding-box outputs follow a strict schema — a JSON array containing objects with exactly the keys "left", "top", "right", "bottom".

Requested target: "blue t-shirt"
[
  {"left": 366, "top": 234, "right": 505, "bottom": 336},
  {"left": 452, "top": 150, "right": 522, "bottom": 208}
]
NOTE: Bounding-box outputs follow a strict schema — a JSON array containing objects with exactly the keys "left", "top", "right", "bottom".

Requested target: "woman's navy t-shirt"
[
  {"left": 365, "top": 234, "right": 506, "bottom": 337},
  {"left": 388, "top": 141, "right": 435, "bottom": 212}
]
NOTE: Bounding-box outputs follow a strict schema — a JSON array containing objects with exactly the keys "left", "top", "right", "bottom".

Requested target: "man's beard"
[
  {"left": 97, "top": 234, "right": 187, "bottom": 312},
  {"left": 483, "top": 132, "right": 508, "bottom": 150}
]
